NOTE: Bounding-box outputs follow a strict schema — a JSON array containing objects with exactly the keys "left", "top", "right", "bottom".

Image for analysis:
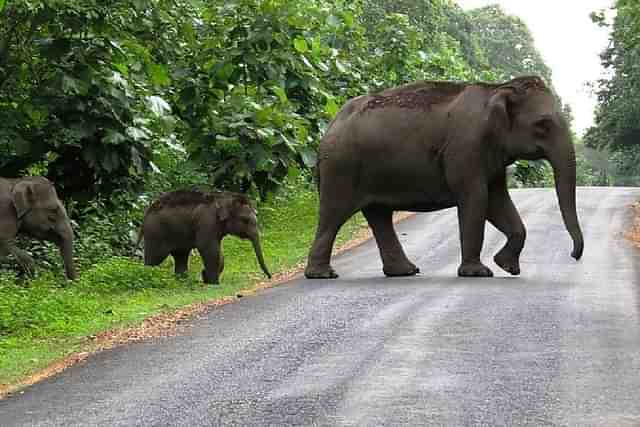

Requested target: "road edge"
[
  {"left": 0, "top": 212, "right": 416, "bottom": 399},
  {"left": 625, "top": 202, "right": 640, "bottom": 247}
]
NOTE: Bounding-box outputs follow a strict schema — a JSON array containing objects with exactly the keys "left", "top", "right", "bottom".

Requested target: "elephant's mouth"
[{"left": 520, "top": 146, "right": 545, "bottom": 161}]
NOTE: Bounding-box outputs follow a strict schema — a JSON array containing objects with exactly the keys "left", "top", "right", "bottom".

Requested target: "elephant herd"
[
  {"left": 0, "top": 179, "right": 271, "bottom": 285},
  {"left": 1, "top": 75, "right": 583, "bottom": 284}
]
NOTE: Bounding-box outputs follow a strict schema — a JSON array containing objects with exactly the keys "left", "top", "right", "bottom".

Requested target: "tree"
[
  {"left": 0, "top": 0, "right": 186, "bottom": 200},
  {"left": 584, "top": 0, "right": 640, "bottom": 185},
  {"left": 0, "top": 0, "right": 566, "bottom": 201},
  {"left": 586, "top": 1, "right": 640, "bottom": 151},
  {"left": 468, "top": 5, "right": 552, "bottom": 82}
]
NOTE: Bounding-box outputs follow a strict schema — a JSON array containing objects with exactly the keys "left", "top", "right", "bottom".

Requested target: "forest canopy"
[
  {"left": 0, "top": 0, "right": 557, "bottom": 201},
  {"left": 584, "top": 0, "right": 640, "bottom": 186}
]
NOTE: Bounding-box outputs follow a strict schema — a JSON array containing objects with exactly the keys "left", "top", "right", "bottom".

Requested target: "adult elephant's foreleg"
[
  {"left": 457, "top": 186, "right": 493, "bottom": 277},
  {"left": 487, "top": 185, "right": 526, "bottom": 275},
  {"left": 362, "top": 206, "right": 419, "bottom": 277}
]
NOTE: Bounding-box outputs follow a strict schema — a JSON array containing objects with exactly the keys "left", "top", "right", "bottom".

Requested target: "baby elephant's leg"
[
  {"left": 218, "top": 251, "right": 224, "bottom": 276},
  {"left": 172, "top": 250, "right": 191, "bottom": 277},
  {"left": 197, "top": 241, "right": 221, "bottom": 285},
  {"left": 144, "top": 241, "right": 170, "bottom": 267}
]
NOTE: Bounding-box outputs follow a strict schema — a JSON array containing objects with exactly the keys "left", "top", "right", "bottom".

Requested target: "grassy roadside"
[{"left": 0, "top": 184, "right": 367, "bottom": 388}]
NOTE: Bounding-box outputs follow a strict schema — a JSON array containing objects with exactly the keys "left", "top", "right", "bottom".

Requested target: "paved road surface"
[{"left": 2, "top": 188, "right": 640, "bottom": 426}]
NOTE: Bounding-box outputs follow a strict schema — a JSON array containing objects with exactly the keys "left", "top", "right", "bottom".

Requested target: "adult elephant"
[
  {"left": 0, "top": 176, "right": 77, "bottom": 279},
  {"left": 305, "top": 76, "right": 584, "bottom": 279}
]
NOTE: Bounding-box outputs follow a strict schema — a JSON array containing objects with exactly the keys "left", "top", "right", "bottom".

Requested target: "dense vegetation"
[
  {"left": 0, "top": 1, "right": 557, "bottom": 203},
  {"left": 0, "top": 0, "right": 569, "bottom": 385},
  {"left": 0, "top": 0, "right": 564, "bottom": 277},
  {"left": 584, "top": 0, "right": 640, "bottom": 186}
]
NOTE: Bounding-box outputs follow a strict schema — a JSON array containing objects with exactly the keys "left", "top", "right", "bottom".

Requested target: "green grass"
[{"left": 0, "top": 184, "right": 367, "bottom": 387}]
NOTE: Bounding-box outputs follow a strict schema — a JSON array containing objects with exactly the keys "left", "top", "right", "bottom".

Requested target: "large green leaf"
[
  {"left": 148, "top": 63, "right": 171, "bottom": 87},
  {"left": 299, "top": 146, "right": 317, "bottom": 168},
  {"left": 293, "top": 38, "right": 308, "bottom": 53},
  {"left": 103, "top": 130, "right": 127, "bottom": 145}
]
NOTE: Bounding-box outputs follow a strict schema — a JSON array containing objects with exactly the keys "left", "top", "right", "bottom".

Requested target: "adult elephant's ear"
[
  {"left": 485, "top": 86, "right": 518, "bottom": 137},
  {"left": 11, "top": 180, "right": 35, "bottom": 221}
]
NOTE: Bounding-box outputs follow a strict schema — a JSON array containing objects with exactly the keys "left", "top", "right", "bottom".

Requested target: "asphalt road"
[{"left": 2, "top": 187, "right": 640, "bottom": 426}]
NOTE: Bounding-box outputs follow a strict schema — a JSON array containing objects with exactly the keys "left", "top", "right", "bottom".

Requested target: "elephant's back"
[{"left": 142, "top": 205, "right": 197, "bottom": 246}]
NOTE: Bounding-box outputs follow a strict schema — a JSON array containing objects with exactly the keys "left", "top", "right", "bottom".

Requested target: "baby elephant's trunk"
[{"left": 251, "top": 236, "right": 271, "bottom": 279}]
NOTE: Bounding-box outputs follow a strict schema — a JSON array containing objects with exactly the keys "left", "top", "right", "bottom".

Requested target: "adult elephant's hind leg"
[
  {"left": 305, "top": 192, "right": 358, "bottom": 279},
  {"left": 362, "top": 206, "right": 419, "bottom": 277},
  {"left": 487, "top": 181, "right": 526, "bottom": 275}
]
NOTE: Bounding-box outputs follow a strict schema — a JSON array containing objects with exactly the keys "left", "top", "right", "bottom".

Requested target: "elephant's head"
[
  {"left": 486, "top": 76, "right": 583, "bottom": 260},
  {"left": 12, "top": 177, "right": 77, "bottom": 280},
  {"left": 216, "top": 194, "right": 271, "bottom": 279}
]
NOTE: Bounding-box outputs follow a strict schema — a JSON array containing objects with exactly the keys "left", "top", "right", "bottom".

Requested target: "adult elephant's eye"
[{"left": 533, "top": 117, "right": 552, "bottom": 138}]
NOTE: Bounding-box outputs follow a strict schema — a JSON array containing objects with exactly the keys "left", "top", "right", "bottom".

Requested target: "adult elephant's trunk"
[
  {"left": 60, "top": 236, "right": 77, "bottom": 280},
  {"left": 251, "top": 236, "right": 271, "bottom": 278},
  {"left": 548, "top": 143, "right": 584, "bottom": 260}
]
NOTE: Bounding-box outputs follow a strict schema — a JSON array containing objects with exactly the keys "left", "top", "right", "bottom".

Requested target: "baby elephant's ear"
[
  {"left": 11, "top": 180, "right": 36, "bottom": 221},
  {"left": 215, "top": 199, "right": 231, "bottom": 222}
]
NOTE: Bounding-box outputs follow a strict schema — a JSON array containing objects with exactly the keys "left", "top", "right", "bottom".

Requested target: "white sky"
[{"left": 456, "top": 0, "right": 614, "bottom": 136}]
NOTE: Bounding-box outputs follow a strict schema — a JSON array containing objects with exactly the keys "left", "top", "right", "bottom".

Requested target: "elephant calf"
[
  {"left": 0, "top": 176, "right": 77, "bottom": 279},
  {"left": 138, "top": 190, "right": 271, "bottom": 284}
]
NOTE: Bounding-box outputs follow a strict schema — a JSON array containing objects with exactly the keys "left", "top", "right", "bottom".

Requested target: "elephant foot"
[
  {"left": 494, "top": 252, "right": 521, "bottom": 276},
  {"left": 304, "top": 265, "right": 339, "bottom": 279},
  {"left": 458, "top": 262, "right": 493, "bottom": 278},
  {"left": 383, "top": 262, "right": 420, "bottom": 277},
  {"left": 15, "top": 250, "right": 35, "bottom": 277}
]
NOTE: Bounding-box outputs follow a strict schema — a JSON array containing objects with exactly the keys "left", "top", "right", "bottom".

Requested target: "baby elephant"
[
  {"left": 138, "top": 190, "right": 271, "bottom": 284},
  {"left": 0, "top": 176, "right": 77, "bottom": 280}
]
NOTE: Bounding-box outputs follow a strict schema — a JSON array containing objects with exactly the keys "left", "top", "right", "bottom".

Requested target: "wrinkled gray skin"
[
  {"left": 0, "top": 176, "right": 77, "bottom": 280},
  {"left": 139, "top": 190, "right": 271, "bottom": 284},
  {"left": 305, "top": 76, "right": 584, "bottom": 279}
]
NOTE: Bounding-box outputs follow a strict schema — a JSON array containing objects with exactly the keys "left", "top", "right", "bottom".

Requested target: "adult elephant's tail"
[{"left": 313, "top": 163, "right": 321, "bottom": 193}]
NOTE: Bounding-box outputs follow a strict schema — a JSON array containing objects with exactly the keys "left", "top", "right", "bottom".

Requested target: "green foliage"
[
  {"left": 570, "top": 141, "right": 640, "bottom": 187},
  {"left": 575, "top": 143, "right": 605, "bottom": 186},
  {"left": 159, "top": 0, "right": 370, "bottom": 196},
  {"left": 0, "top": 0, "right": 186, "bottom": 200},
  {"left": 467, "top": 5, "right": 552, "bottom": 82},
  {"left": 584, "top": 1, "right": 640, "bottom": 186},
  {"left": 510, "top": 161, "right": 553, "bottom": 188},
  {"left": 0, "top": 0, "right": 560, "bottom": 199},
  {"left": 586, "top": 1, "right": 640, "bottom": 158}
]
